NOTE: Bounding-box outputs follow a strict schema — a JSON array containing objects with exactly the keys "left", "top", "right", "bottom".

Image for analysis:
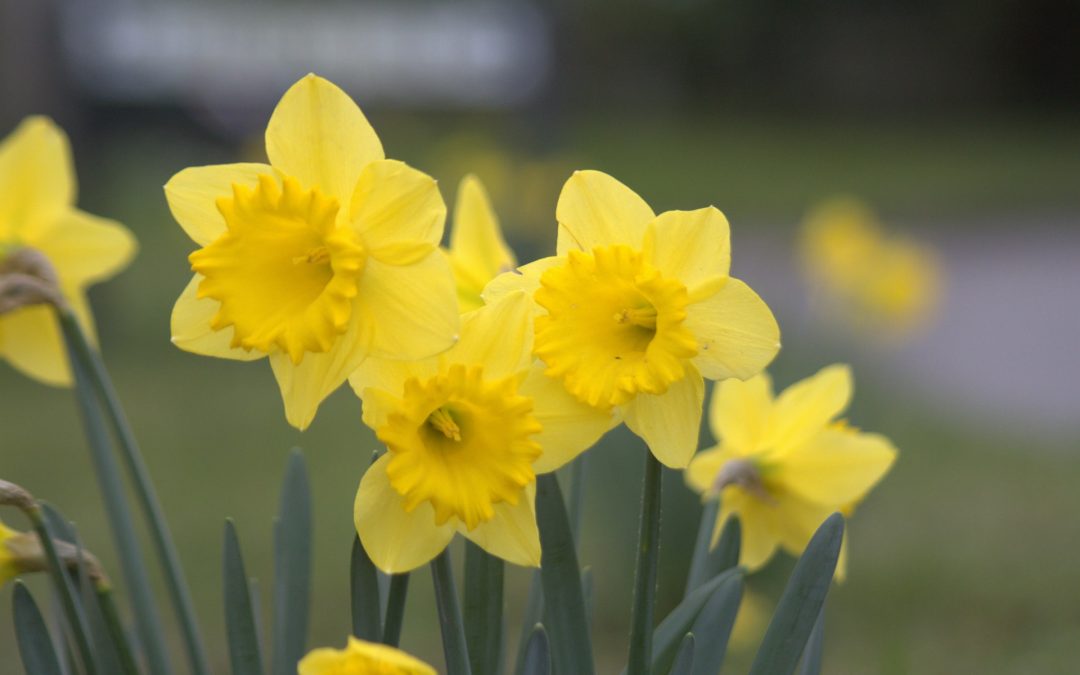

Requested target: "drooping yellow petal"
[
  {"left": 519, "top": 361, "right": 615, "bottom": 473},
  {"left": 763, "top": 364, "right": 852, "bottom": 453},
  {"left": 460, "top": 483, "right": 541, "bottom": 567},
  {"left": 481, "top": 256, "right": 560, "bottom": 309},
  {"left": 622, "top": 367, "right": 704, "bottom": 469},
  {"left": 0, "top": 117, "right": 73, "bottom": 239},
  {"left": 771, "top": 429, "right": 897, "bottom": 505},
  {"left": 170, "top": 275, "right": 265, "bottom": 362},
  {"left": 450, "top": 292, "right": 532, "bottom": 379},
  {"left": 555, "top": 170, "right": 655, "bottom": 256},
  {"left": 299, "top": 637, "right": 436, "bottom": 675},
  {"left": 685, "top": 446, "right": 730, "bottom": 495},
  {"left": 163, "top": 163, "right": 274, "bottom": 246},
  {"left": 770, "top": 492, "right": 838, "bottom": 562},
  {"left": 0, "top": 305, "right": 68, "bottom": 386},
  {"left": 349, "top": 159, "right": 444, "bottom": 266},
  {"left": 265, "top": 74, "right": 384, "bottom": 203},
  {"left": 642, "top": 207, "right": 731, "bottom": 293},
  {"left": 27, "top": 210, "right": 136, "bottom": 287},
  {"left": 449, "top": 175, "right": 516, "bottom": 311},
  {"left": 714, "top": 489, "right": 779, "bottom": 571},
  {"left": 353, "top": 253, "right": 459, "bottom": 361},
  {"left": 684, "top": 277, "right": 780, "bottom": 381},
  {"left": 354, "top": 455, "right": 455, "bottom": 574},
  {"left": 708, "top": 374, "right": 774, "bottom": 454}
]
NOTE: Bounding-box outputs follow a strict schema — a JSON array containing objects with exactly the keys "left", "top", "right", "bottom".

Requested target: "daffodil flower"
[
  {"left": 0, "top": 519, "right": 23, "bottom": 587},
  {"left": 350, "top": 291, "right": 612, "bottom": 573},
  {"left": 0, "top": 117, "right": 136, "bottom": 386},
  {"left": 486, "top": 170, "right": 780, "bottom": 469},
  {"left": 165, "top": 74, "right": 459, "bottom": 429},
  {"left": 447, "top": 174, "right": 517, "bottom": 313},
  {"left": 299, "top": 636, "right": 435, "bottom": 675},
  {"left": 686, "top": 364, "right": 897, "bottom": 576}
]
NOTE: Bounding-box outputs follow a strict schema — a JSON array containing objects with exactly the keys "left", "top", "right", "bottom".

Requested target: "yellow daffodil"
[
  {"left": 299, "top": 636, "right": 435, "bottom": 675},
  {"left": 802, "top": 197, "right": 941, "bottom": 335},
  {"left": 686, "top": 364, "right": 896, "bottom": 575},
  {"left": 165, "top": 74, "right": 459, "bottom": 429},
  {"left": 350, "top": 291, "right": 612, "bottom": 573},
  {"left": 447, "top": 175, "right": 516, "bottom": 312},
  {"left": 486, "top": 170, "right": 780, "bottom": 469},
  {"left": 0, "top": 117, "right": 136, "bottom": 386},
  {"left": 0, "top": 519, "right": 21, "bottom": 587}
]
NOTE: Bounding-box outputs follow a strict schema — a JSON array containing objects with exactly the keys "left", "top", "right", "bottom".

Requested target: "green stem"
[
  {"left": 59, "top": 308, "right": 209, "bottom": 675},
  {"left": 96, "top": 585, "right": 141, "bottom": 675},
  {"left": 430, "top": 549, "right": 472, "bottom": 675},
  {"left": 59, "top": 310, "right": 173, "bottom": 675},
  {"left": 627, "top": 450, "right": 663, "bottom": 675},
  {"left": 464, "top": 542, "right": 504, "bottom": 675},
  {"left": 381, "top": 574, "right": 409, "bottom": 647}
]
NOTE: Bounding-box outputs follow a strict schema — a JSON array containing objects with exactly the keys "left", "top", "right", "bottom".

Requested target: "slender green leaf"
[
  {"left": 60, "top": 308, "right": 211, "bottom": 675},
  {"left": 431, "top": 548, "right": 472, "bottom": 675},
  {"left": 382, "top": 574, "right": 409, "bottom": 647},
  {"left": 72, "top": 535, "right": 125, "bottom": 675},
  {"left": 519, "top": 625, "right": 551, "bottom": 675},
  {"left": 685, "top": 506, "right": 741, "bottom": 597},
  {"left": 688, "top": 571, "right": 743, "bottom": 675},
  {"left": 581, "top": 567, "right": 594, "bottom": 629},
  {"left": 95, "top": 588, "right": 140, "bottom": 675},
  {"left": 271, "top": 450, "right": 313, "bottom": 675},
  {"left": 685, "top": 501, "right": 717, "bottom": 596},
  {"left": 749, "top": 514, "right": 844, "bottom": 675},
  {"left": 13, "top": 582, "right": 64, "bottom": 675},
  {"left": 513, "top": 574, "right": 544, "bottom": 673},
  {"left": 350, "top": 536, "right": 381, "bottom": 641},
  {"left": 60, "top": 316, "right": 173, "bottom": 675},
  {"left": 796, "top": 607, "right": 826, "bottom": 675},
  {"left": 464, "top": 542, "right": 504, "bottom": 675},
  {"left": 535, "top": 473, "right": 594, "bottom": 675},
  {"left": 224, "top": 520, "right": 263, "bottom": 675},
  {"left": 627, "top": 450, "right": 663, "bottom": 675},
  {"left": 667, "top": 634, "right": 695, "bottom": 675},
  {"left": 567, "top": 454, "right": 588, "bottom": 545}
]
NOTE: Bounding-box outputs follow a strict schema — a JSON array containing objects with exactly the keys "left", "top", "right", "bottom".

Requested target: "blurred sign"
[{"left": 59, "top": 1, "right": 551, "bottom": 111}]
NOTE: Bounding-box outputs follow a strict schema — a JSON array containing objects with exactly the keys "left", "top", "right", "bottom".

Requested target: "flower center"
[
  {"left": 189, "top": 174, "right": 367, "bottom": 363},
  {"left": 533, "top": 245, "right": 698, "bottom": 408},
  {"left": 713, "top": 458, "right": 776, "bottom": 505},
  {"left": 376, "top": 364, "right": 543, "bottom": 530}
]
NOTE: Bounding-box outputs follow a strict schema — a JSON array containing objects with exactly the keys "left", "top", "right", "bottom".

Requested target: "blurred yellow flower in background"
[
  {"left": 299, "top": 636, "right": 435, "bottom": 675},
  {"left": 488, "top": 170, "right": 780, "bottom": 469},
  {"left": 0, "top": 519, "right": 23, "bottom": 587},
  {"left": 447, "top": 175, "right": 516, "bottom": 312},
  {"left": 686, "top": 364, "right": 896, "bottom": 574},
  {"left": 165, "top": 74, "right": 459, "bottom": 429},
  {"left": 350, "top": 292, "right": 611, "bottom": 573},
  {"left": 0, "top": 117, "right": 136, "bottom": 386},
  {"left": 802, "top": 197, "right": 942, "bottom": 336}
]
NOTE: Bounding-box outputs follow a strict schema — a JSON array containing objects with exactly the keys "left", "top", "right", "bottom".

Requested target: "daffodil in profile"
[
  {"left": 686, "top": 364, "right": 897, "bottom": 574},
  {"left": 486, "top": 170, "right": 780, "bottom": 468},
  {"left": 802, "top": 197, "right": 941, "bottom": 336},
  {"left": 165, "top": 74, "right": 459, "bottom": 429},
  {"left": 0, "top": 117, "right": 136, "bottom": 386},
  {"left": 0, "top": 519, "right": 23, "bottom": 587},
  {"left": 299, "top": 637, "right": 435, "bottom": 675},
  {"left": 447, "top": 174, "right": 516, "bottom": 312},
  {"left": 350, "top": 291, "right": 612, "bottom": 573}
]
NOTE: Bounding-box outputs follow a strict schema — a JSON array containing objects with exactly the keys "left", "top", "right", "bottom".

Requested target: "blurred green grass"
[{"left": 2, "top": 112, "right": 1079, "bottom": 673}]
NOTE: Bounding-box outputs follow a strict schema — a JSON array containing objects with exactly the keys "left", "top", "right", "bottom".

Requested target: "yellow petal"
[
  {"left": 555, "top": 170, "right": 655, "bottom": 256},
  {"left": 714, "top": 489, "right": 779, "bottom": 571},
  {"left": 708, "top": 373, "right": 774, "bottom": 454},
  {"left": 163, "top": 163, "right": 274, "bottom": 246},
  {"left": 0, "top": 304, "right": 69, "bottom": 386},
  {"left": 0, "top": 117, "right": 73, "bottom": 240},
  {"left": 170, "top": 275, "right": 264, "bottom": 362},
  {"left": 300, "top": 637, "right": 436, "bottom": 675},
  {"left": 354, "top": 455, "right": 455, "bottom": 574},
  {"left": 450, "top": 292, "right": 532, "bottom": 379},
  {"left": 481, "top": 256, "right": 560, "bottom": 308},
  {"left": 764, "top": 364, "right": 852, "bottom": 452},
  {"left": 349, "top": 160, "right": 445, "bottom": 265},
  {"left": 266, "top": 74, "right": 384, "bottom": 203},
  {"left": 685, "top": 277, "right": 780, "bottom": 381},
  {"left": 772, "top": 429, "right": 896, "bottom": 505},
  {"left": 269, "top": 307, "right": 371, "bottom": 430},
  {"left": 685, "top": 446, "right": 729, "bottom": 495},
  {"left": 520, "top": 361, "right": 615, "bottom": 474},
  {"left": 460, "top": 483, "right": 541, "bottom": 567},
  {"left": 27, "top": 210, "right": 135, "bottom": 287},
  {"left": 835, "top": 532, "right": 849, "bottom": 583},
  {"left": 622, "top": 368, "right": 704, "bottom": 469},
  {"left": 356, "top": 387, "right": 400, "bottom": 431},
  {"left": 348, "top": 356, "right": 437, "bottom": 403},
  {"left": 449, "top": 175, "right": 516, "bottom": 309},
  {"left": 353, "top": 253, "right": 459, "bottom": 361},
  {"left": 642, "top": 207, "right": 730, "bottom": 292},
  {"left": 771, "top": 493, "right": 838, "bottom": 562}
]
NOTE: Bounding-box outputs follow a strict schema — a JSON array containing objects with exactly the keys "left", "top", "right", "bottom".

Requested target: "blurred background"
[{"left": 2, "top": 0, "right": 1079, "bottom": 673}]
